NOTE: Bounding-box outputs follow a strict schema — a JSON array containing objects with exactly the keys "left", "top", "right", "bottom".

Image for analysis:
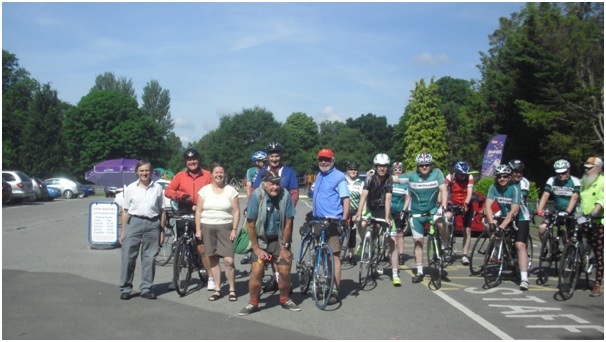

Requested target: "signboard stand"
[{"left": 88, "top": 201, "right": 120, "bottom": 250}]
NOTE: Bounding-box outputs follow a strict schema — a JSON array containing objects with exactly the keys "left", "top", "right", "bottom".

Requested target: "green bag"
[{"left": 233, "top": 225, "right": 252, "bottom": 254}]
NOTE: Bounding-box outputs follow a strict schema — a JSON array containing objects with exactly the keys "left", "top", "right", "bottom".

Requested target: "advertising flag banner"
[{"left": 480, "top": 134, "right": 507, "bottom": 178}]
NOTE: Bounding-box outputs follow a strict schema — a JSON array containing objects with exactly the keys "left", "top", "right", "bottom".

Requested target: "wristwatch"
[{"left": 281, "top": 242, "right": 291, "bottom": 249}]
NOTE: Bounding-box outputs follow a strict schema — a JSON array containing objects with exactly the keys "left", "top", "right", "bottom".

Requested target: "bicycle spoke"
[
  {"left": 173, "top": 238, "right": 192, "bottom": 296},
  {"left": 483, "top": 238, "right": 504, "bottom": 288},
  {"left": 297, "top": 237, "right": 314, "bottom": 294},
  {"left": 359, "top": 233, "right": 372, "bottom": 289},
  {"left": 537, "top": 237, "right": 555, "bottom": 285},
  {"left": 558, "top": 243, "right": 579, "bottom": 300},
  {"left": 469, "top": 231, "right": 489, "bottom": 276}
]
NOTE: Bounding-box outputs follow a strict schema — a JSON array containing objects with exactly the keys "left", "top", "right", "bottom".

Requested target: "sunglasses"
[
  {"left": 318, "top": 157, "right": 332, "bottom": 162},
  {"left": 348, "top": 168, "right": 358, "bottom": 171},
  {"left": 584, "top": 166, "right": 595, "bottom": 171},
  {"left": 418, "top": 164, "right": 431, "bottom": 168},
  {"left": 497, "top": 175, "right": 510, "bottom": 180},
  {"left": 393, "top": 168, "right": 403, "bottom": 172}
]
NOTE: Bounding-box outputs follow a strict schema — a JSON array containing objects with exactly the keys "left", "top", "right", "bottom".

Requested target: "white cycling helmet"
[
  {"left": 373, "top": 153, "right": 390, "bottom": 165},
  {"left": 495, "top": 164, "right": 512, "bottom": 176},
  {"left": 553, "top": 159, "right": 570, "bottom": 173},
  {"left": 415, "top": 152, "right": 433, "bottom": 165}
]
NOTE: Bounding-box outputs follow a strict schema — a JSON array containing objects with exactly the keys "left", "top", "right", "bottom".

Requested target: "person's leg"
[
  {"left": 119, "top": 218, "right": 142, "bottom": 295},
  {"left": 210, "top": 255, "right": 221, "bottom": 289},
  {"left": 224, "top": 256, "right": 236, "bottom": 293},
  {"left": 140, "top": 220, "right": 160, "bottom": 294}
]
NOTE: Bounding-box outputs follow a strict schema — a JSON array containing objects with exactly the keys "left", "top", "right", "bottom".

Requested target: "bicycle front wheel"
[
  {"left": 483, "top": 238, "right": 504, "bottom": 288},
  {"left": 558, "top": 243, "right": 580, "bottom": 300},
  {"left": 297, "top": 236, "right": 314, "bottom": 294},
  {"left": 469, "top": 231, "right": 489, "bottom": 276},
  {"left": 444, "top": 224, "right": 455, "bottom": 258},
  {"left": 359, "top": 232, "right": 373, "bottom": 289},
  {"left": 537, "top": 236, "right": 556, "bottom": 285},
  {"left": 155, "top": 227, "right": 176, "bottom": 266},
  {"left": 427, "top": 235, "right": 442, "bottom": 289},
  {"left": 173, "top": 238, "right": 193, "bottom": 297},
  {"left": 313, "top": 245, "right": 335, "bottom": 310}
]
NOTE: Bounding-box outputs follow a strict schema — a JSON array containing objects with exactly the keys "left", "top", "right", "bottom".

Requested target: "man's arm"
[{"left": 289, "top": 188, "right": 299, "bottom": 207}]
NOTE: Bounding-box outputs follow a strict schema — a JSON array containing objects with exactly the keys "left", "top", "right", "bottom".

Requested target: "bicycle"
[
  {"left": 296, "top": 217, "right": 336, "bottom": 309},
  {"left": 173, "top": 213, "right": 206, "bottom": 297},
  {"left": 536, "top": 210, "right": 571, "bottom": 285},
  {"left": 358, "top": 216, "right": 390, "bottom": 290},
  {"left": 154, "top": 211, "right": 178, "bottom": 266},
  {"left": 444, "top": 204, "right": 465, "bottom": 260},
  {"left": 468, "top": 213, "right": 491, "bottom": 276},
  {"left": 410, "top": 211, "right": 446, "bottom": 290},
  {"left": 557, "top": 214, "right": 600, "bottom": 300},
  {"left": 482, "top": 218, "right": 534, "bottom": 288}
]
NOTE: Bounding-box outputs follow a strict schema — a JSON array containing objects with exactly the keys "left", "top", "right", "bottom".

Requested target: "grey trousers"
[{"left": 119, "top": 216, "right": 160, "bottom": 294}]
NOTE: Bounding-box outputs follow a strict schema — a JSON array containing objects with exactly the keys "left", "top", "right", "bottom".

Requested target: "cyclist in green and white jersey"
[
  {"left": 535, "top": 159, "right": 580, "bottom": 243},
  {"left": 390, "top": 162, "right": 408, "bottom": 266},
  {"left": 345, "top": 161, "right": 364, "bottom": 265},
  {"left": 241, "top": 151, "right": 267, "bottom": 264},
  {"left": 402, "top": 153, "right": 448, "bottom": 284},
  {"left": 485, "top": 164, "right": 531, "bottom": 290}
]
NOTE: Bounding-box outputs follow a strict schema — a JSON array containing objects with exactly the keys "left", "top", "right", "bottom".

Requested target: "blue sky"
[{"left": 3, "top": 2, "right": 525, "bottom": 146}]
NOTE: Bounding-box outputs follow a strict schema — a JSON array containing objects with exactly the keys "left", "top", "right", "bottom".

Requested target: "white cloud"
[
  {"left": 413, "top": 52, "right": 452, "bottom": 67},
  {"left": 174, "top": 117, "right": 195, "bottom": 129}
]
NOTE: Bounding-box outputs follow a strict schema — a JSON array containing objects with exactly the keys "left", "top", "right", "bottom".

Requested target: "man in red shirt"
[
  {"left": 165, "top": 148, "right": 213, "bottom": 290},
  {"left": 445, "top": 161, "right": 474, "bottom": 265}
]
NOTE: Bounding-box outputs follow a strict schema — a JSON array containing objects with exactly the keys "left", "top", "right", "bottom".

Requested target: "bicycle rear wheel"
[
  {"left": 483, "top": 238, "right": 504, "bottom": 288},
  {"left": 444, "top": 224, "right": 455, "bottom": 258},
  {"left": 155, "top": 227, "right": 176, "bottom": 266},
  {"left": 537, "top": 236, "right": 556, "bottom": 285},
  {"left": 558, "top": 242, "right": 580, "bottom": 300},
  {"left": 297, "top": 236, "right": 314, "bottom": 294},
  {"left": 174, "top": 238, "right": 193, "bottom": 297},
  {"left": 313, "top": 245, "right": 334, "bottom": 309},
  {"left": 469, "top": 231, "right": 489, "bottom": 276},
  {"left": 358, "top": 232, "right": 373, "bottom": 289},
  {"left": 427, "top": 235, "right": 442, "bottom": 289}
]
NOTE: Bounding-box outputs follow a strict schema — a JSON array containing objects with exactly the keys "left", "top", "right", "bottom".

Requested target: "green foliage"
[
  {"left": 91, "top": 72, "right": 137, "bottom": 100},
  {"left": 528, "top": 181, "right": 539, "bottom": 200},
  {"left": 345, "top": 114, "right": 394, "bottom": 155},
  {"left": 402, "top": 79, "right": 449, "bottom": 170},
  {"left": 474, "top": 177, "right": 495, "bottom": 196}
]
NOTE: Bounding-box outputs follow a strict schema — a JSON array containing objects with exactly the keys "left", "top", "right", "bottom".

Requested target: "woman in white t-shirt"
[{"left": 195, "top": 163, "right": 241, "bottom": 302}]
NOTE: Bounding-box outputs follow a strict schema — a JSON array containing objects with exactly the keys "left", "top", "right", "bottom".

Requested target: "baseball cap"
[
  {"left": 584, "top": 156, "right": 604, "bottom": 168},
  {"left": 261, "top": 169, "right": 281, "bottom": 183},
  {"left": 317, "top": 148, "right": 334, "bottom": 159}
]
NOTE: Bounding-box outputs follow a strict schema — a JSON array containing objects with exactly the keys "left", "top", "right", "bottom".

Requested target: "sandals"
[
  {"left": 208, "top": 291, "right": 222, "bottom": 301},
  {"left": 229, "top": 291, "right": 238, "bottom": 302}
]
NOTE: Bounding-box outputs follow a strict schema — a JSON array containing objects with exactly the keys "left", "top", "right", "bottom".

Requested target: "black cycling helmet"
[
  {"left": 508, "top": 159, "right": 525, "bottom": 172},
  {"left": 183, "top": 148, "right": 201, "bottom": 160},
  {"left": 347, "top": 161, "right": 360, "bottom": 170},
  {"left": 265, "top": 141, "right": 285, "bottom": 154}
]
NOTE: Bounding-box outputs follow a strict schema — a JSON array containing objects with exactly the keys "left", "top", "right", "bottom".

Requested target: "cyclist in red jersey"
[
  {"left": 444, "top": 161, "right": 474, "bottom": 265},
  {"left": 164, "top": 148, "right": 213, "bottom": 290}
]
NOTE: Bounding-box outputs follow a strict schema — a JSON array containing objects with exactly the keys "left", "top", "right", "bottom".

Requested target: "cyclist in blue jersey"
[
  {"left": 535, "top": 159, "right": 580, "bottom": 244},
  {"left": 241, "top": 151, "right": 268, "bottom": 265},
  {"left": 354, "top": 153, "right": 401, "bottom": 285},
  {"left": 390, "top": 162, "right": 408, "bottom": 266},
  {"left": 402, "top": 152, "right": 448, "bottom": 284},
  {"left": 484, "top": 164, "right": 531, "bottom": 290},
  {"left": 311, "top": 148, "right": 350, "bottom": 304},
  {"left": 250, "top": 141, "right": 299, "bottom": 292}
]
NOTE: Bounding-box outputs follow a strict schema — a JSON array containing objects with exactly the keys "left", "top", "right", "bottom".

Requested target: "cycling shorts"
[{"left": 362, "top": 208, "right": 397, "bottom": 236}]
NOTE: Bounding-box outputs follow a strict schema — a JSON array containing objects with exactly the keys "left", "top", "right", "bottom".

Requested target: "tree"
[
  {"left": 90, "top": 72, "right": 137, "bottom": 101},
  {"left": 402, "top": 79, "right": 448, "bottom": 171},
  {"left": 63, "top": 90, "right": 164, "bottom": 178},
  {"left": 345, "top": 114, "right": 394, "bottom": 155},
  {"left": 141, "top": 80, "right": 174, "bottom": 136},
  {"left": 284, "top": 112, "right": 319, "bottom": 174}
]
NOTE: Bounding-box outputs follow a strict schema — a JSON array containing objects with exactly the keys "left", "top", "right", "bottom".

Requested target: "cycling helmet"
[
  {"left": 183, "top": 148, "right": 201, "bottom": 160},
  {"left": 392, "top": 161, "right": 403, "bottom": 169},
  {"left": 508, "top": 159, "right": 525, "bottom": 171},
  {"left": 454, "top": 161, "right": 470, "bottom": 174},
  {"left": 415, "top": 152, "right": 433, "bottom": 165},
  {"left": 495, "top": 164, "right": 512, "bottom": 176},
  {"left": 373, "top": 153, "right": 390, "bottom": 165},
  {"left": 553, "top": 159, "right": 570, "bottom": 173},
  {"left": 265, "top": 141, "right": 284, "bottom": 154},
  {"left": 251, "top": 151, "right": 267, "bottom": 162},
  {"left": 347, "top": 161, "right": 360, "bottom": 170}
]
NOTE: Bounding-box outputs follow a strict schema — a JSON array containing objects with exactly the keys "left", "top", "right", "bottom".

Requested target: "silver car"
[
  {"left": 44, "top": 177, "right": 84, "bottom": 199},
  {"left": 2, "top": 171, "right": 35, "bottom": 203}
]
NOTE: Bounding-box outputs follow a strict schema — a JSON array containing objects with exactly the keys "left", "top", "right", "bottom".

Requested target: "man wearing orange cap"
[
  {"left": 311, "top": 148, "right": 350, "bottom": 304},
  {"left": 580, "top": 156, "right": 604, "bottom": 297}
]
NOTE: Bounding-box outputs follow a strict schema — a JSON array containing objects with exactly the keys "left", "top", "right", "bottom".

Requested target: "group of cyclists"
[{"left": 163, "top": 142, "right": 603, "bottom": 307}]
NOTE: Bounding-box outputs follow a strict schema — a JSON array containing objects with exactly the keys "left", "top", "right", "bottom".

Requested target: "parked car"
[
  {"left": 44, "top": 177, "right": 84, "bottom": 199},
  {"left": 104, "top": 186, "right": 119, "bottom": 198},
  {"left": 156, "top": 179, "right": 173, "bottom": 210},
  {"left": 31, "top": 177, "right": 51, "bottom": 201},
  {"left": 2, "top": 171, "right": 35, "bottom": 203},
  {"left": 3, "top": 179, "right": 13, "bottom": 204},
  {"left": 80, "top": 184, "right": 96, "bottom": 198},
  {"left": 46, "top": 186, "right": 62, "bottom": 200}
]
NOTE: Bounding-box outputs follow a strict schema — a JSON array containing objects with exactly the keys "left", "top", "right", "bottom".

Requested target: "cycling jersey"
[
  {"left": 543, "top": 175, "right": 581, "bottom": 212},
  {"left": 445, "top": 173, "right": 474, "bottom": 206},
  {"left": 391, "top": 175, "right": 408, "bottom": 212},
  {"left": 165, "top": 169, "right": 212, "bottom": 212},
  {"left": 401, "top": 168, "right": 445, "bottom": 214},
  {"left": 363, "top": 173, "right": 393, "bottom": 210},
  {"left": 245, "top": 166, "right": 259, "bottom": 185},
  {"left": 580, "top": 173, "right": 604, "bottom": 224},
  {"left": 486, "top": 183, "right": 521, "bottom": 219},
  {"left": 312, "top": 167, "right": 349, "bottom": 219},
  {"left": 347, "top": 177, "right": 364, "bottom": 213},
  {"left": 511, "top": 177, "right": 531, "bottom": 221}
]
